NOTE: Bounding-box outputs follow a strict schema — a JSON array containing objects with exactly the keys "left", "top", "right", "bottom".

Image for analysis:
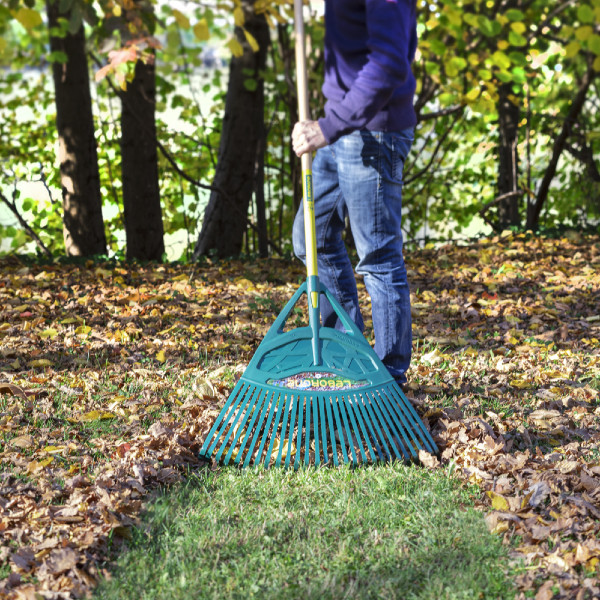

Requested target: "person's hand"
[{"left": 292, "top": 120, "right": 327, "bottom": 157}]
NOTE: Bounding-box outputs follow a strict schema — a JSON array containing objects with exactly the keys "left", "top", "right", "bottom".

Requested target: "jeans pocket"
[{"left": 390, "top": 129, "right": 414, "bottom": 181}]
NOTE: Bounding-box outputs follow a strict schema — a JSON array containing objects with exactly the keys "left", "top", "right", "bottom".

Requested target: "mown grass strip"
[{"left": 95, "top": 464, "right": 516, "bottom": 600}]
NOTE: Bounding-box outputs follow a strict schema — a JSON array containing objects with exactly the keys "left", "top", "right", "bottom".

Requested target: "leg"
[
  {"left": 292, "top": 146, "right": 364, "bottom": 331},
  {"left": 336, "top": 129, "right": 414, "bottom": 383}
]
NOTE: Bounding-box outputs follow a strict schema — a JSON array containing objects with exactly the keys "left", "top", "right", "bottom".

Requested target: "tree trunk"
[
  {"left": 255, "top": 119, "right": 268, "bottom": 258},
  {"left": 47, "top": 0, "right": 106, "bottom": 256},
  {"left": 193, "top": 1, "right": 269, "bottom": 259},
  {"left": 120, "top": 58, "right": 164, "bottom": 261},
  {"left": 496, "top": 82, "right": 521, "bottom": 229},
  {"left": 526, "top": 62, "right": 596, "bottom": 230}
]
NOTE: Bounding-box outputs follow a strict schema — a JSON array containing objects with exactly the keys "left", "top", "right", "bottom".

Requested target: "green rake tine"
[
  {"left": 352, "top": 391, "right": 385, "bottom": 462},
  {"left": 201, "top": 380, "right": 246, "bottom": 457},
  {"left": 234, "top": 388, "right": 270, "bottom": 466},
  {"left": 359, "top": 390, "right": 393, "bottom": 461},
  {"left": 389, "top": 386, "right": 437, "bottom": 453},
  {"left": 368, "top": 391, "right": 412, "bottom": 461},
  {"left": 204, "top": 381, "right": 250, "bottom": 458},
  {"left": 274, "top": 393, "right": 293, "bottom": 468},
  {"left": 379, "top": 387, "right": 425, "bottom": 458},
  {"left": 304, "top": 395, "right": 312, "bottom": 467},
  {"left": 338, "top": 395, "right": 361, "bottom": 465},
  {"left": 294, "top": 394, "right": 305, "bottom": 470},
  {"left": 221, "top": 386, "right": 261, "bottom": 465},
  {"left": 313, "top": 397, "right": 321, "bottom": 466},
  {"left": 346, "top": 393, "right": 375, "bottom": 463},
  {"left": 365, "top": 391, "right": 406, "bottom": 461},
  {"left": 325, "top": 396, "right": 339, "bottom": 466},
  {"left": 381, "top": 387, "right": 427, "bottom": 455},
  {"left": 330, "top": 395, "right": 350, "bottom": 465},
  {"left": 318, "top": 397, "right": 328, "bottom": 465},
  {"left": 263, "top": 393, "right": 288, "bottom": 468},
  {"left": 285, "top": 394, "right": 299, "bottom": 469},
  {"left": 344, "top": 393, "right": 367, "bottom": 462},
  {"left": 242, "top": 390, "right": 274, "bottom": 468},
  {"left": 373, "top": 390, "right": 414, "bottom": 461}
]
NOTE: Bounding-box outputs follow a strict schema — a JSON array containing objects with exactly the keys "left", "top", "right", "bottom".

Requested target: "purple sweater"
[{"left": 317, "top": 0, "right": 418, "bottom": 144}]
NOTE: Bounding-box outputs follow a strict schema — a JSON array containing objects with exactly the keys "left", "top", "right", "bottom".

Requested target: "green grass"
[{"left": 95, "top": 465, "right": 516, "bottom": 600}]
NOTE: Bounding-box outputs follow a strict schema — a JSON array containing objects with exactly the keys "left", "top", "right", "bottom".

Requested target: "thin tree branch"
[
  {"left": 405, "top": 109, "right": 465, "bottom": 185},
  {"left": 418, "top": 105, "right": 464, "bottom": 122},
  {"left": 527, "top": 59, "right": 597, "bottom": 228},
  {"left": 0, "top": 184, "right": 52, "bottom": 257}
]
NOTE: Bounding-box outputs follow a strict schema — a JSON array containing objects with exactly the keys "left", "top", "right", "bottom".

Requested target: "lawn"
[{"left": 94, "top": 465, "right": 514, "bottom": 600}]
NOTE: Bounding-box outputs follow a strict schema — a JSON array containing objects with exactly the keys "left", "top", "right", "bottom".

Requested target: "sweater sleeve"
[{"left": 318, "top": 0, "right": 416, "bottom": 144}]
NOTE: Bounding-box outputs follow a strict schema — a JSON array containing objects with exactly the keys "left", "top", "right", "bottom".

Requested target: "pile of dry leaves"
[{"left": 1, "top": 232, "right": 599, "bottom": 599}]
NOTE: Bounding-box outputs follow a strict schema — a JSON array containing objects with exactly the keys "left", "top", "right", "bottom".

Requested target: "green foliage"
[
  {"left": 1, "top": 0, "right": 598, "bottom": 258},
  {"left": 408, "top": 0, "right": 600, "bottom": 239}
]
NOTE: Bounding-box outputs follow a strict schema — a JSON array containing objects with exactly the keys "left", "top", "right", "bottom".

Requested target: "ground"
[{"left": 0, "top": 232, "right": 599, "bottom": 599}]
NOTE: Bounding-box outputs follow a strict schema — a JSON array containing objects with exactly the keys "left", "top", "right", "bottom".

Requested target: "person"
[{"left": 291, "top": 0, "right": 418, "bottom": 387}]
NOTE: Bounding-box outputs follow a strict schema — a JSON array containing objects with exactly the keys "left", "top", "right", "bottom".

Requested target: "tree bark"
[
  {"left": 47, "top": 0, "right": 106, "bottom": 256},
  {"left": 193, "top": 1, "right": 269, "bottom": 259},
  {"left": 526, "top": 62, "right": 596, "bottom": 230},
  {"left": 496, "top": 82, "right": 521, "bottom": 229},
  {"left": 120, "top": 57, "right": 165, "bottom": 261}
]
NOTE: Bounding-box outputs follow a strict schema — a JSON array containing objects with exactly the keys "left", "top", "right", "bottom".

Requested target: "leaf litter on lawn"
[{"left": 0, "top": 233, "right": 599, "bottom": 599}]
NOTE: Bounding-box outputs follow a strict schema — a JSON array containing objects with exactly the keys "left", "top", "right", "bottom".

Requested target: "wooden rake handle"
[{"left": 293, "top": 0, "right": 318, "bottom": 284}]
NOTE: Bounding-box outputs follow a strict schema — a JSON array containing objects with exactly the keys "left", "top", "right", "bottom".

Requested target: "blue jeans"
[{"left": 293, "top": 129, "right": 414, "bottom": 384}]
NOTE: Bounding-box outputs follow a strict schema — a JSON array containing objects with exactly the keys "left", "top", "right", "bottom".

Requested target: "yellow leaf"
[
  {"left": 14, "top": 7, "right": 43, "bottom": 29},
  {"left": 0, "top": 322, "right": 10, "bottom": 331},
  {"left": 594, "top": 56, "right": 600, "bottom": 72},
  {"left": 61, "top": 317, "right": 80, "bottom": 324},
  {"left": 465, "top": 87, "right": 480, "bottom": 102},
  {"left": 28, "top": 359, "right": 53, "bottom": 368},
  {"left": 172, "top": 8, "right": 190, "bottom": 29},
  {"left": 491, "top": 520, "right": 509, "bottom": 535},
  {"left": 155, "top": 350, "right": 166, "bottom": 363},
  {"left": 113, "top": 4, "right": 122, "bottom": 17},
  {"left": 244, "top": 29, "right": 260, "bottom": 52},
  {"left": 43, "top": 445, "right": 66, "bottom": 454},
  {"left": 487, "top": 490, "right": 510, "bottom": 511},
  {"left": 15, "top": 304, "right": 29, "bottom": 312},
  {"left": 75, "top": 325, "right": 92, "bottom": 336},
  {"left": 80, "top": 410, "right": 116, "bottom": 422},
  {"left": 39, "top": 328, "right": 59, "bottom": 339},
  {"left": 510, "top": 378, "right": 531, "bottom": 389},
  {"left": 226, "top": 37, "right": 244, "bottom": 57},
  {"left": 576, "top": 25, "right": 593, "bottom": 41},
  {"left": 565, "top": 41, "right": 581, "bottom": 58},
  {"left": 233, "top": 6, "right": 244, "bottom": 26},
  {"left": 193, "top": 19, "right": 210, "bottom": 41}
]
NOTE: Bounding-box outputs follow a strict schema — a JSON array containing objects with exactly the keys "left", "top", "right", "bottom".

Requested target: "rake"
[{"left": 198, "top": 0, "right": 437, "bottom": 468}]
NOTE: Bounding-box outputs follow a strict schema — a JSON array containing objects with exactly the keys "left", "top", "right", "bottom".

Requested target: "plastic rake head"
[
  {"left": 199, "top": 377, "right": 437, "bottom": 469},
  {"left": 198, "top": 280, "right": 438, "bottom": 468}
]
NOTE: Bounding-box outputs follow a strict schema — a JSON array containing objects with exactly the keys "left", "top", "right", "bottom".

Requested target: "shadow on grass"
[{"left": 94, "top": 463, "right": 517, "bottom": 600}]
